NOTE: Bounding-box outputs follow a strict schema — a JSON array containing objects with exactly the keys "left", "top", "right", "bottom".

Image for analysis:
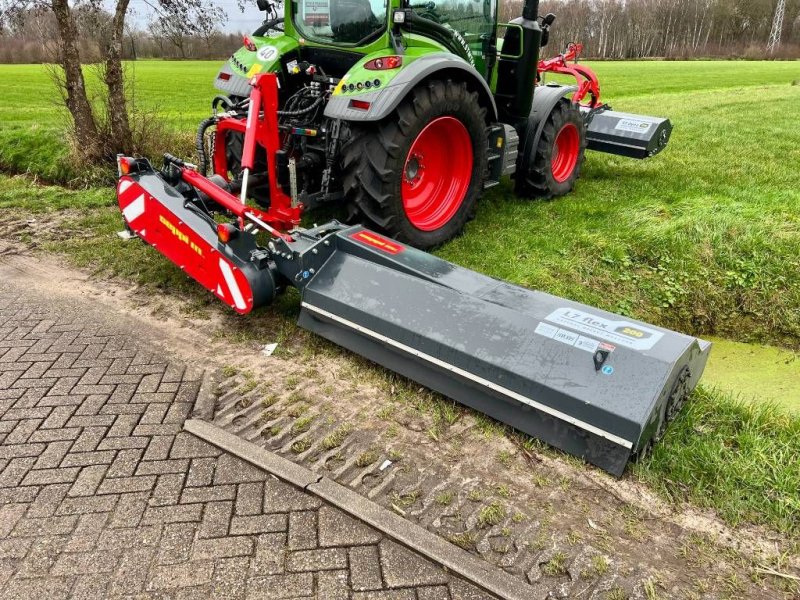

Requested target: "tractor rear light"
[
  {"left": 117, "top": 156, "right": 134, "bottom": 176},
  {"left": 364, "top": 56, "right": 402, "bottom": 70},
  {"left": 218, "top": 72, "right": 231, "bottom": 81},
  {"left": 243, "top": 36, "right": 257, "bottom": 52},
  {"left": 349, "top": 99, "right": 371, "bottom": 111},
  {"left": 217, "top": 223, "right": 239, "bottom": 244}
]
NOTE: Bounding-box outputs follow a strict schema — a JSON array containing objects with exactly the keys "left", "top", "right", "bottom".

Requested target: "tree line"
[
  {"left": 510, "top": 0, "right": 800, "bottom": 59},
  {"left": 0, "top": 4, "right": 244, "bottom": 63}
]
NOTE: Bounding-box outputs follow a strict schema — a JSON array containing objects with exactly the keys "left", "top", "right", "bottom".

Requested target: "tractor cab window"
[
  {"left": 293, "top": 0, "right": 387, "bottom": 44},
  {"left": 410, "top": 0, "right": 494, "bottom": 75}
]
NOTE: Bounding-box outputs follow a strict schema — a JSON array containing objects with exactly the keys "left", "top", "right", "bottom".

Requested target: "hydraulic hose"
[
  {"left": 196, "top": 116, "right": 217, "bottom": 175},
  {"left": 276, "top": 95, "right": 324, "bottom": 117}
]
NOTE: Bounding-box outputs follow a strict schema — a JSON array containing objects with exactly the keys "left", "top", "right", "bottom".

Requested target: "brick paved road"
[{"left": 0, "top": 284, "right": 496, "bottom": 600}]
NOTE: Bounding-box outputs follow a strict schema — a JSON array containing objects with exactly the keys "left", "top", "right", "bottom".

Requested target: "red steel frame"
[
  {"left": 212, "top": 73, "right": 303, "bottom": 232},
  {"left": 538, "top": 43, "right": 602, "bottom": 108}
]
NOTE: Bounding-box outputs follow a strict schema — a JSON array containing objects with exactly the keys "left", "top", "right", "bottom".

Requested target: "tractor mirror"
[
  {"left": 256, "top": 0, "right": 271, "bottom": 11},
  {"left": 543, "top": 12, "right": 556, "bottom": 27}
]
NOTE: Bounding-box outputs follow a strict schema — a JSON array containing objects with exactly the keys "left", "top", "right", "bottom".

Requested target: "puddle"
[{"left": 702, "top": 336, "right": 799, "bottom": 413}]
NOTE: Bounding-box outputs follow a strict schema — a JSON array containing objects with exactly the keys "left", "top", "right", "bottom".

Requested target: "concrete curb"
[
  {"left": 183, "top": 418, "right": 535, "bottom": 600},
  {"left": 190, "top": 370, "right": 218, "bottom": 421}
]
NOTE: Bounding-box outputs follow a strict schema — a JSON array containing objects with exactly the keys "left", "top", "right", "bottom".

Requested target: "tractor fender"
[
  {"left": 518, "top": 83, "right": 578, "bottom": 169},
  {"left": 324, "top": 53, "right": 498, "bottom": 122}
]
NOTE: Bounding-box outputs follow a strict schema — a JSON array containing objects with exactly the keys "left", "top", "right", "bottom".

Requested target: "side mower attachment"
[{"left": 117, "top": 156, "right": 709, "bottom": 476}]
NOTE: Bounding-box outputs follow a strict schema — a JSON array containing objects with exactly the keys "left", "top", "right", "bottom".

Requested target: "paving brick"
[
  {"left": 318, "top": 505, "right": 381, "bottom": 548},
  {"left": 230, "top": 513, "right": 287, "bottom": 536},
  {"left": 286, "top": 547, "right": 347, "bottom": 572},
  {"left": 137, "top": 458, "right": 190, "bottom": 476},
  {"left": 51, "top": 549, "right": 121, "bottom": 575},
  {"left": 245, "top": 573, "right": 314, "bottom": 599},
  {"left": 157, "top": 522, "right": 197, "bottom": 565},
  {"left": 288, "top": 511, "right": 317, "bottom": 551},
  {"left": 352, "top": 590, "right": 416, "bottom": 600},
  {"left": 417, "top": 586, "right": 452, "bottom": 600},
  {"left": 0, "top": 456, "right": 40, "bottom": 491},
  {"left": 109, "top": 546, "right": 156, "bottom": 594},
  {"left": 148, "top": 561, "right": 214, "bottom": 590},
  {"left": 107, "top": 491, "right": 150, "bottom": 528},
  {"left": 69, "top": 464, "right": 110, "bottom": 497},
  {"left": 192, "top": 535, "right": 254, "bottom": 560},
  {"left": 186, "top": 457, "right": 217, "bottom": 488},
  {"left": 0, "top": 576, "right": 73, "bottom": 600},
  {"left": 56, "top": 493, "right": 119, "bottom": 515},
  {"left": 106, "top": 447, "right": 144, "bottom": 477},
  {"left": 379, "top": 539, "right": 450, "bottom": 588},
  {"left": 170, "top": 432, "right": 222, "bottom": 458},
  {"left": 181, "top": 484, "right": 236, "bottom": 504},
  {"left": 251, "top": 533, "right": 287, "bottom": 576},
  {"left": 150, "top": 472, "right": 186, "bottom": 506},
  {"left": 317, "top": 569, "right": 350, "bottom": 600},
  {"left": 0, "top": 536, "right": 33, "bottom": 559},
  {"left": 60, "top": 449, "right": 117, "bottom": 468},
  {"left": 97, "top": 474, "right": 156, "bottom": 494},
  {"left": 70, "top": 573, "right": 112, "bottom": 600},
  {"left": 26, "top": 483, "right": 71, "bottom": 518},
  {"left": 0, "top": 502, "right": 27, "bottom": 537},
  {"left": 33, "top": 440, "right": 73, "bottom": 469},
  {"left": 209, "top": 556, "right": 250, "bottom": 599},
  {"left": 234, "top": 482, "right": 264, "bottom": 517},
  {"left": 198, "top": 500, "right": 233, "bottom": 539},
  {"left": 21, "top": 466, "right": 80, "bottom": 486},
  {"left": 143, "top": 435, "right": 175, "bottom": 463},
  {"left": 213, "top": 453, "right": 267, "bottom": 484},
  {"left": 350, "top": 545, "right": 384, "bottom": 591},
  {"left": 144, "top": 502, "right": 204, "bottom": 525}
]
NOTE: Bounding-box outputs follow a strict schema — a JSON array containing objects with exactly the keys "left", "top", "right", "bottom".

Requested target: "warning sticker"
[
  {"left": 615, "top": 118, "right": 652, "bottom": 134},
  {"left": 544, "top": 308, "right": 664, "bottom": 351},
  {"left": 350, "top": 231, "right": 405, "bottom": 255},
  {"left": 534, "top": 322, "right": 603, "bottom": 354}
]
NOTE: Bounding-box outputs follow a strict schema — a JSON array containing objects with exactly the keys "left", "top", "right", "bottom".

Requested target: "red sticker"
[{"left": 350, "top": 231, "right": 404, "bottom": 255}]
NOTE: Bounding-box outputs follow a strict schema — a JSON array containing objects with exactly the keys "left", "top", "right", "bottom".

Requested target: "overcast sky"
[{"left": 124, "top": 0, "right": 268, "bottom": 33}]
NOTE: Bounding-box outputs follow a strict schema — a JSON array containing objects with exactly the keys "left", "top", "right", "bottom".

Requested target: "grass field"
[{"left": 1, "top": 60, "right": 799, "bottom": 537}]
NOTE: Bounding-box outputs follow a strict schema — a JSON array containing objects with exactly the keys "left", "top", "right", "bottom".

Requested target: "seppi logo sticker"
[
  {"left": 350, "top": 231, "right": 404, "bottom": 255},
  {"left": 544, "top": 308, "right": 664, "bottom": 351}
]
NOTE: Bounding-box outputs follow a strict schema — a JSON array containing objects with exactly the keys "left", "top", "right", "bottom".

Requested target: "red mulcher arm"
[
  {"left": 212, "top": 73, "right": 303, "bottom": 232},
  {"left": 538, "top": 43, "right": 602, "bottom": 108}
]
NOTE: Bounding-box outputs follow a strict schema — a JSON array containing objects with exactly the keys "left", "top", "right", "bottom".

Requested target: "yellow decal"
[
  {"left": 159, "top": 214, "right": 204, "bottom": 257},
  {"left": 246, "top": 63, "right": 263, "bottom": 78},
  {"left": 333, "top": 79, "right": 345, "bottom": 96}
]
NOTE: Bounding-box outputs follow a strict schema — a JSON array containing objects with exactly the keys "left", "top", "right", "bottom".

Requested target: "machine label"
[
  {"left": 534, "top": 322, "right": 603, "bottom": 354},
  {"left": 350, "top": 231, "right": 404, "bottom": 255},
  {"left": 615, "top": 118, "right": 652, "bottom": 134},
  {"left": 544, "top": 308, "right": 664, "bottom": 351}
]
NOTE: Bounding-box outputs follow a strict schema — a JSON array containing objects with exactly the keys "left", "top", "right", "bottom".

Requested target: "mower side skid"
[{"left": 298, "top": 230, "right": 710, "bottom": 475}]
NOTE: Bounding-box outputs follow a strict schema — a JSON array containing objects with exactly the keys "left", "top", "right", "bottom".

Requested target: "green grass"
[
  {"left": 636, "top": 386, "right": 800, "bottom": 536},
  {"left": 1, "top": 60, "right": 799, "bottom": 537}
]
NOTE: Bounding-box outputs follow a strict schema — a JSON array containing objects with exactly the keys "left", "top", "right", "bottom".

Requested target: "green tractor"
[{"left": 203, "top": 0, "right": 672, "bottom": 248}]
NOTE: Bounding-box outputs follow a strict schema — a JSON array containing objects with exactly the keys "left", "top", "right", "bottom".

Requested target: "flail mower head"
[{"left": 115, "top": 73, "right": 708, "bottom": 476}]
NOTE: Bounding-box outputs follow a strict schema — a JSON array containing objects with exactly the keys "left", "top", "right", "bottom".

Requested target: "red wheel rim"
[
  {"left": 551, "top": 123, "right": 580, "bottom": 183},
  {"left": 402, "top": 116, "right": 473, "bottom": 231}
]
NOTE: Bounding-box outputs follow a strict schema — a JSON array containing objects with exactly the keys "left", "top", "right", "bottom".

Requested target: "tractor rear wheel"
[
  {"left": 515, "top": 98, "right": 587, "bottom": 198},
  {"left": 341, "top": 79, "right": 488, "bottom": 249}
]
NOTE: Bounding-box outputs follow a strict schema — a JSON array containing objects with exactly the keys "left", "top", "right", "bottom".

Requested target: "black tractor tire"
[
  {"left": 340, "top": 79, "right": 488, "bottom": 249},
  {"left": 515, "top": 98, "right": 587, "bottom": 198}
]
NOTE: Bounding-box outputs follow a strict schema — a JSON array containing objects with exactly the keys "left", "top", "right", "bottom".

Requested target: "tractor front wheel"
[
  {"left": 515, "top": 98, "right": 587, "bottom": 198},
  {"left": 341, "top": 79, "right": 487, "bottom": 249}
]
